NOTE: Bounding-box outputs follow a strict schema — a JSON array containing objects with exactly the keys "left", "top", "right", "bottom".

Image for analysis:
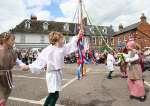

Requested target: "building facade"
[
  {"left": 113, "top": 14, "right": 150, "bottom": 50},
  {"left": 11, "top": 15, "right": 114, "bottom": 49}
]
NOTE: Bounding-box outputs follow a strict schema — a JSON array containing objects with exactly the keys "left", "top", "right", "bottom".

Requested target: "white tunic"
[
  {"left": 107, "top": 53, "right": 116, "bottom": 71},
  {"left": 29, "top": 36, "right": 78, "bottom": 93}
]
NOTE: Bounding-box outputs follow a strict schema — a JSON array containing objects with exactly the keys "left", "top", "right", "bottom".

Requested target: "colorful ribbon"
[{"left": 76, "top": 33, "right": 86, "bottom": 80}]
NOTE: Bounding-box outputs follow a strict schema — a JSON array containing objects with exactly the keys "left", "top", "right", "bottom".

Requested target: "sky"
[{"left": 0, "top": 0, "right": 150, "bottom": 33}]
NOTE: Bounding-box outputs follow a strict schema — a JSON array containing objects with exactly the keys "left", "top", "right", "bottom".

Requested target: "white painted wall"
[
  {"left": 15, "top": 33, "right": 49, "bottom": 44},
  {"left": 15, "top": 34, "right": 21, "bottom": 43},
  {"left": 14, "top": 33, "right": 90, "bottom": 48}
]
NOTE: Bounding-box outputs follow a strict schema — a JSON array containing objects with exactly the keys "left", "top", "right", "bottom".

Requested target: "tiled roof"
[
  {"left": 114, "top": 22, "right": 140, "bottom": 36},
  {"left": 10, "top": 19, "right": 114, "bottom": 36}
]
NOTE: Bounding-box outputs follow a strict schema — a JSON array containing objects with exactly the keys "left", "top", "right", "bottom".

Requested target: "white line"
[
  {"left": 13, "top": 75, "right": 45, "bottom": 80},
  {"left": 9, "top": 97, "right": 64, "bottom": 106},
  {"left": 13, "top": 75, "right": 70, "bottom": 81},
  {"left": 62, "top": 77, "right": 77, "bottom": 89},
  {"left": 40, "top": 77, "right": 78, "bottom": 102},
  {"left": 62, "top": 68, "right": 90, "bottom": 89},
  {"left": 10, "top": 68, "right": 90, "bottom": 105},
  {"left": 40, "top": 68, "right": 91, "bottom": 103},
  {"left": 9, "top": 97, "right": 42, "bottom": 105}
]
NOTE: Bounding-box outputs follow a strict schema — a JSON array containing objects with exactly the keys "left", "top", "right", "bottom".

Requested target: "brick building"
[{"left": 113, "top": 14, "right": 150, "bottom": 50}]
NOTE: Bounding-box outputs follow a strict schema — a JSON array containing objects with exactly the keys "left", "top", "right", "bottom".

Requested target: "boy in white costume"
[{"left": 24, "top": 31, "right": 80, "bottom": 106}]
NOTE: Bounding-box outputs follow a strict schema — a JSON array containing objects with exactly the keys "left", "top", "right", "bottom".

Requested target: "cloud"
[
  {"left": 0, "top": 0, "right": 54, "bottom": 33},
  {"left": 0, "top": 0, "right": 28, "bottom": 33},
  {"left": 25, "top": 0, "right": 51, "bottom": 10},
  {"left": 0, "top": 0, "right": 150, "bottom": 33},
  {"left": 36, "top": 10, "right": 54, "bottom": 20},
  {"left": 54, "top": 17, "right": 72, "bottom": 23},
  {"left": 24, "top": 0, "right": 53, "bottom": 20},
  {"left": 58, "top": 0, "right": 150, "bottom": 31}
]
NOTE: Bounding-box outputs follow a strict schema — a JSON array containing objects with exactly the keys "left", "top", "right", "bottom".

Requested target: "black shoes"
[
  {"left": 139, "top": 95, "right": 147, "bottom": 102},
  {"left": 107, "top": 76, "right": 112, "bottom": 79},
  {"left": 129, "top": 95, "right": 147, "bottom": 102},
  {"left": 129, "top": 95, "right": 135, "bottom": 99}
]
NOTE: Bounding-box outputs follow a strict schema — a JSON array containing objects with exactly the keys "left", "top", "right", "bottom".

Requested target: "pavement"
[{"left": 6, "top": 64, "right": 150, "bottom": 106}]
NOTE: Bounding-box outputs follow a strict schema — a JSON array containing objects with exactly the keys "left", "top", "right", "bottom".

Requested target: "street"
[{"left": 7, "top": 64, "right": 150, "bottom": 106}]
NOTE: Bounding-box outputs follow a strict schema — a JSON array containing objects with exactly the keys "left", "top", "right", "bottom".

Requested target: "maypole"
[
  {"left": 76, "top": 0, "right": 87, "bottom": 80},
  {"left": 75, "top": 0, "right": 113, "bottom": 80},
  {"left": 79, "top": 0, "right": 84, "bottom": 32}
]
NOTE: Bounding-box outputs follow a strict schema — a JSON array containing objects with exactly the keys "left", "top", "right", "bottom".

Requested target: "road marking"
[
  {"left": 9, "top": 97, "right": 64, "bottom": 106},
  {"left": 13, "top": 75, "right": 70, "bottom": 81},
  {"left": 40, "top": 77, "right": 78, "bottom": 102},
  {"left": 9, "top": 97, "right": 42, "bottom": 105},
  {"left": 13, "top": 75, "right": 45, "bottom": 80},
  {"left": 62, "top": 77, "right": 77, "bottom": 89},
  {"left": 40, "top": 68, "right": 90, "bottom": 103},
  {"left": 10, "top": 68, "right": 90, "bottom": 105}
]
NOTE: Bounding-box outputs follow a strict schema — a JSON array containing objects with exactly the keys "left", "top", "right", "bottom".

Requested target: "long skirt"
[
  {"left": 127, "top": 79, "right": 145, "bottom": 97},
  {"left": 120, "top": 64, "right": 127, "bottom": 77}
]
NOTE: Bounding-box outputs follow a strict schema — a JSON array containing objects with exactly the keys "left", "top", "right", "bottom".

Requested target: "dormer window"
[
  {"left": 90, "top": 27, "right": 95, "bottom": 34},
  {"left": 43, "top": 22, "right": 48, "bottom": 30},
  {"left": 64, "top": 23, "right": 69, "bottom": 32},
  {"left": 25, "top": 20, "right": 30, "bottom": 29},
  {"left": 102, "top": 27, "right": 107, "bottom": 34}
]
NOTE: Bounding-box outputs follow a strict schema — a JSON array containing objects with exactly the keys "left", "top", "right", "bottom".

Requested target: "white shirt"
[
  {"left": 107, "top": 53, "right": 116, "bottom": 71},
  {"left": 29, "top": 36, "right": 78, "bottom": 93}
]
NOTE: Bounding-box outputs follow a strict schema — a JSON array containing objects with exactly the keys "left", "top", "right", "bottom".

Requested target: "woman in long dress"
[
  {"left": 126, "top": 39, "right": 146, "bottom": 101},
  {"left": 0, "top": 32, "right": 25, "bottom": 106}
]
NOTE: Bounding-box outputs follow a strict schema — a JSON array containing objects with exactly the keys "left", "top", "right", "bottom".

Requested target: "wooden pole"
[{"left": 79, "top": 0, "right": 84, "bottom": 32}]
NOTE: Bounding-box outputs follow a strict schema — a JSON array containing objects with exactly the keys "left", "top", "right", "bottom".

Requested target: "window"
[
  {"left": 117, "top": 36, "right": 121, "bottom": 45},
  {"left": 106, "top": 37, "right": 108, "bottom": 44},
  {"left": 123, "top": 34, "right": 127, "bottom": 45},
  {"left": 64, "top": 23, "right": 69, "bottom": 32},
  {"left": 40, "top": 35, "right": 45, "bottom": 43},
  {"left": 102, "top": 27, "right": 107, "bottom": 34},
  {"left": 99, "top": 37, "right": 103, "bottom": 45},
  {"left": 111, "top": 38, "right": 114, "bottom": 46},
  {"left": 123, "top": 34, "right": 126, "bottom": 41},
  {"left": 43, "top": 22, "right": 48, "bottom": 30},
  {"left": 21, "top": 35, "right": 25, "bottom": 43},
  {"left": 25, "top": 20, "right": 30, "bottom": 29},
  {"left": 92, "top": 36, "right": 96, "bottom": 45},
  {"left": 90, "top": 26, "right": 95, "bottom": 34},
  {"left": 129, "top": 33, "right": 134, "bottom": 39}
]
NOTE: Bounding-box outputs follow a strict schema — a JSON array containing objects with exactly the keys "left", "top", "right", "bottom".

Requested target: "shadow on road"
[{"left": 60, "top": 98, "right": 114, "bottom": 106}]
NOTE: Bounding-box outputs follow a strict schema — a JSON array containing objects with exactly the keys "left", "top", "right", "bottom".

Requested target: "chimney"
[
  {"left": 31, "top": 15, "right": 37, "bottom": 21},
  {"left": 118, "top": 24, "right": 123, "bottom": 31},
  {"left": 140, "top": 13, "right": 147, "bottom": 23}
]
